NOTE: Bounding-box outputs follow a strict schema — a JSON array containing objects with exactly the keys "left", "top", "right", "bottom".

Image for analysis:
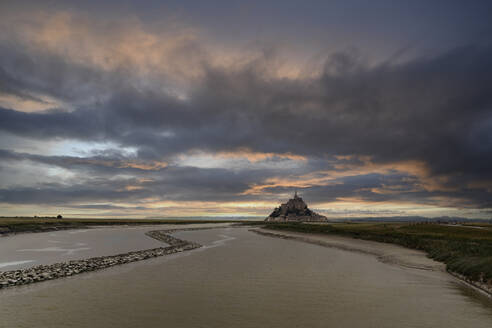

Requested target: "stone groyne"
[{"left": 0, "top": 230, "right": 201, "bottom": 289}]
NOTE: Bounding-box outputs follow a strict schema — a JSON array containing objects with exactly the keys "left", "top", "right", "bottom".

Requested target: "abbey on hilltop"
[{"left": 265, "top": 191, "right": 328, "bottom": 222}]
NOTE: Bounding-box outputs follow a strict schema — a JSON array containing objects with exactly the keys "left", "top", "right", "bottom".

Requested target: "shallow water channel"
[
  {"left": 1, "top": 227, "right": 492, "bottom": 328},
  {"left": 0, "top": 225, "right": 168, "bottom": 270}
]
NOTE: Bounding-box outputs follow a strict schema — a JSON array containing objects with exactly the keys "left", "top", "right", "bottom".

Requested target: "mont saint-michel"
[
  {"left": 265, "top": 192, "right": 328, "bottom": 222},
  {"left": 1, "top": 1, "right": 492, "bottom": 327}
]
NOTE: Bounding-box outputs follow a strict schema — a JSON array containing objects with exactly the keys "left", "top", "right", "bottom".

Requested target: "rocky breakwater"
[{"left": 0, "top": 230, "right": 201, "bottom": 289}]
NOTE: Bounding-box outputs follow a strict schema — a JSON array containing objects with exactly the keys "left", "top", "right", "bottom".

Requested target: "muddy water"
[
  {"left": 1, "top": 227, "right": 492, "bottom": 328},
  {"left": 0, "top": 223, "right": 230, "bottom": 270},
  {"left": 0, "top": 226, "right": 167, "bottom": 270}
]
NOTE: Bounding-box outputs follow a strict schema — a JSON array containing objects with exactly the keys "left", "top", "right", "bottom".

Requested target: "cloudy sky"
[{"left": 0, "top": 1, "right": 491, "bottom": 219}]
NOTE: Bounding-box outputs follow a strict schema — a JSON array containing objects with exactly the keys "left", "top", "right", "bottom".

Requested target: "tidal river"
[{"left": 1, "top": 227, "right": 492, "bottom": 328}]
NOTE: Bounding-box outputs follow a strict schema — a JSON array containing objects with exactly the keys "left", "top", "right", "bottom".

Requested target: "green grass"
[
  {"left": 0, "top": 217, "right": 238, "bottom": 234},
  {"left": 262, "top": 222, "right": 492, "bottom": 284}
]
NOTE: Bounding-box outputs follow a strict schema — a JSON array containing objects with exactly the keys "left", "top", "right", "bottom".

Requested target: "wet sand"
[
  {"left": 252, "top": 227, "right": 492, "bottom": 297},
  {"left": 253, "top": 228, "right": 444, "bottom": 270}
]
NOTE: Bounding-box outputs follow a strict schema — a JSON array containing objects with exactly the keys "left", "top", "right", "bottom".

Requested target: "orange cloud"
[
  {"left": 242, "top": 155, "right": 457, "bottom": 196},
  {"left": 122, "top": 185, "right": 144, "bottom": 191},
  {"left": 117, "top": 161, "right": 168, "bottom": 170},
  {"left": 64, "top": 158, "right": 167, "bottom": 170},
  {"left": 242, "top": 175, "right": 341, "bottom": 195},
  {"left": 0, "top": 93, "right": 68, "bottom": 113},
  {"left": 3, "top": 11, "right": 202, "bottom": 85},
  {"left": 216, "top": 148, "right": 306, "bottom": 162},
  {"left": 2, "top": 10, "right": 316, "bottom": 94}
]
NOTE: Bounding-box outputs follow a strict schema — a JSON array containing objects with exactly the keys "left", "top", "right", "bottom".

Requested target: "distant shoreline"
[{"left": 0, "top": 218, "right": 239, "bottom": 237}]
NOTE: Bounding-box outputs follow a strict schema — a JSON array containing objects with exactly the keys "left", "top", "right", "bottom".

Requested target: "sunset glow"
[{"left": 0, "top": 1, "right": 491, "bottom": 219}]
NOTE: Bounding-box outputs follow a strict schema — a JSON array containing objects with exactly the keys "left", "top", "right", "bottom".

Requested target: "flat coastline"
[{"left": 0, "top": 217, "right": 238, "bottom": 237}]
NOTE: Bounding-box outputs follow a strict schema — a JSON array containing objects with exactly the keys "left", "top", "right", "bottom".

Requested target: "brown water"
[
  {"left": 0, "top": 223, "right": 231, "bottom": 270},
  {"left": 0, "top": 226, "right": 167, "bottom": 270},
  {"left": 1, "top": 227, "right": 492, "bottom": 328}
]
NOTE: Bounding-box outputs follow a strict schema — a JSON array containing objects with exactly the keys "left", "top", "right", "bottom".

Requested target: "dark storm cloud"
[
  {"left": 1, "top": 45, "right": 492, "bottom": 177},
  {"left": 0, "top": 149, "right": 277, "bottom": 204},
  {"left": 0, "top": 154, "right": 424, "bottom": 207},
  {"left": 0, "top": 43, "right": 111, "bottom": 104},
  {"left": 0, "top": 149, "right": 165, "bottom": 173},
  {"left": 0, "top": 3, "right": 491, "bottom": 213},
  {"left": 4, "top": 0, "right": 492, "bottom": 60},
  {"left": 259, "top": 173, "right": 417, "bottom": 203},
  {"left": 0, "top": 166, "right": 259, "bottom": 205}
]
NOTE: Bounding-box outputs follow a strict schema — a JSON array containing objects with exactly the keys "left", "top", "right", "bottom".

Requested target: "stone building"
[{"left": 265, "top": 191, "right": 328, "bottom": 222}]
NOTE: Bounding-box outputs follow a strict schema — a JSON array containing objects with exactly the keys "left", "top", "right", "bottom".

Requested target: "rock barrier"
[{"left": 0, "top": 230, "right": 201, "bottom": 289}]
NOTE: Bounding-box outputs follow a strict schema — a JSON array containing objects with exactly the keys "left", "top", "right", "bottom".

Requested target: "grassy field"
[
  {"left": 0, "top": 217, "right": 238, "bottom": 235},
  {"left": 261, "top": 221, "right": 492, "bottom": 284}
]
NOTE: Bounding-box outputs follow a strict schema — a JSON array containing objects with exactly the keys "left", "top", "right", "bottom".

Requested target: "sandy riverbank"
[{"left": 252, "top": 228, "right": 492, "bottom": 297}]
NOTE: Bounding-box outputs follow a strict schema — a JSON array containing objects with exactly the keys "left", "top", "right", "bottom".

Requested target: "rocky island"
[{"left": 265, "top": 192, "right": 328, "bottom": 222}]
